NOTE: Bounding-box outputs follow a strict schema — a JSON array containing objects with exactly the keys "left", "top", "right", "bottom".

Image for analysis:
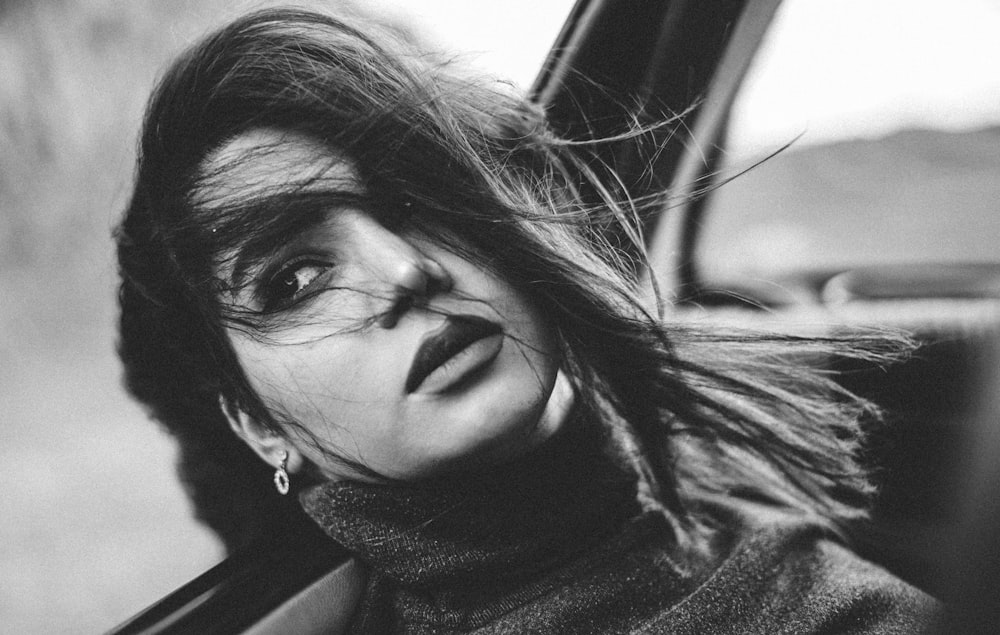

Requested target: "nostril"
[{"left": 379, "top": 293, "right": 413, "bottom": 329}]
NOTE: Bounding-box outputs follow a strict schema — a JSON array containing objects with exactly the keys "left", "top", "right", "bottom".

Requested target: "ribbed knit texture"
[{"left": 300, "top": 420, "right": 938, "bottom": 634}]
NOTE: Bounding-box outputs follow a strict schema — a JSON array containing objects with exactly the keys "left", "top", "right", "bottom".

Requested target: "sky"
[
  {"left": 730, "top": 0, "right": 1000, "bottom": 152},
  {"left": 367, "top": 0, "right": 1000, "bottom": 153}
]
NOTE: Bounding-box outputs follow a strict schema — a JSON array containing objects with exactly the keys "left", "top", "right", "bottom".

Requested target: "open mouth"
[{"left": 405, "top": 315, "right": 503, "bottom": 394}]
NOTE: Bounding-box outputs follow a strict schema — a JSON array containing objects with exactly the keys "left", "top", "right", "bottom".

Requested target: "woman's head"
[
  {"left": 203, "top": 127, "right": 572, "bottom": 482},
  {"left": 118, "top": 6, "right": 885, "bottom": 552},
  {"left": 117, "top": 6, "right": 643, "bottom": 528}
]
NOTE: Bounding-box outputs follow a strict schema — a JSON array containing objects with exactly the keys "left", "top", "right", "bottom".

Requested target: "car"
[{"left": 109, "top": 0, "right": 1000, "bottom": 631}]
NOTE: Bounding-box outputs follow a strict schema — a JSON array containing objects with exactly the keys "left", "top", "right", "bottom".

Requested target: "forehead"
[
  {"left": 197, "top": 128, "right": 362, "bottom": 206},
  {"left": 196, "top": 129, "right": 366, "bottom": 285}
]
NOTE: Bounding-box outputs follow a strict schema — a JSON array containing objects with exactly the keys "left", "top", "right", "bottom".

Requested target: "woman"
[{"left": 116, "top": 7, "right": 936, "bottom": 633}]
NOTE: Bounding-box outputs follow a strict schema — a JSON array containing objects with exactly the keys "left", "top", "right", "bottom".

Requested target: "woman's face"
[{"left": 206, "top": 130, "right": 568, "bottom": 482}]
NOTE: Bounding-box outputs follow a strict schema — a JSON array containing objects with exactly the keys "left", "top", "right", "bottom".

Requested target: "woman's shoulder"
[{"left": 646, "top": 494, "right": 940, "bottom": 634}]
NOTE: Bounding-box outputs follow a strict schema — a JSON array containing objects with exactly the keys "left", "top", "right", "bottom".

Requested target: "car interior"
[{"left": 110, "top": 0, "right": 1000, "bottom": 632}]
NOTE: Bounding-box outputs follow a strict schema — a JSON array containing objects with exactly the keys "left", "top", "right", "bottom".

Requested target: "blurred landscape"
[
  {"left": 2, "top": 0, "right": 998, "bottom": 633},
  {"left": 1, "top": 2, "right": 232, "bottom": 632},
  {"left": 704, "top": 126, "right": 1000, "bottom": 283}
]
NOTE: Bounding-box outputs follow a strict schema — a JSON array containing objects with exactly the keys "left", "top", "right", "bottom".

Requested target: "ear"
[{"left": 219, "top": 396, "right": 304, "bottom": 474}]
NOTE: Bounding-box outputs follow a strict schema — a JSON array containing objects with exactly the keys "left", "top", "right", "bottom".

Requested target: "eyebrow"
[{"left": 221, "top": 191, "right": 367, "bottom": 288}]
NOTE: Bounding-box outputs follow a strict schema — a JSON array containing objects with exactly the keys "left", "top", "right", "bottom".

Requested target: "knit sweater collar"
[{"left": 299, "top": 417, "right": 641, "bottom": 594}]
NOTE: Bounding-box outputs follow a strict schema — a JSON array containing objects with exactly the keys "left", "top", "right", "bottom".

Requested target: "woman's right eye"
[{"left": 259, "top": 258, "right": 333, "bottom": 311}]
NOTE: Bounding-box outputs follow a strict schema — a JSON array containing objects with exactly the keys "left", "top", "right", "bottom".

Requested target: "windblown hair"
[{"left": 117, "top": 7, "right": 903, "bottom": 553}]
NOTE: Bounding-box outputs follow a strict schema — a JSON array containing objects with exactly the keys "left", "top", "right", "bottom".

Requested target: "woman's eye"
[{"left": 261, "top": 259, "right": 333, "bottom": 310}]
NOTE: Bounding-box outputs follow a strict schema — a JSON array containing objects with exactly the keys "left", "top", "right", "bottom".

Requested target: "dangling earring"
[{"left": 273, "top": 450, "right": 290, "bottom": 495}]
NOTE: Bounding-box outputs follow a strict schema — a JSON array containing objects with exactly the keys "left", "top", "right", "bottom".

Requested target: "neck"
[{"left": 300, "top": 413, "right": 641, "bottom": 593}]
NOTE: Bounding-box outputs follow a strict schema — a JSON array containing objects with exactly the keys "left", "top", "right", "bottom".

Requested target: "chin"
[
  {"left": 392, "top": 339, "right": 563, "bottom": 479},
  {"left": 429, "top": 385, "right": 560, "bottom": 475}
]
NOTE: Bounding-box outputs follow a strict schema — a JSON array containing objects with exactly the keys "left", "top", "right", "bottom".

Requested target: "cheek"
[
  {"left": 235, "top": 339, "right": 416, "bottom": 479},
  {"left": 504, "top": 294, "right": 560, "bottom": 381},
  {"left": 231, "top": 335, "right": 401, "bottom": 431}
]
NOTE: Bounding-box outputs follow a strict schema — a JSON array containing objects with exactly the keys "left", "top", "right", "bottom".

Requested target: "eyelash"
[{"left": 258, "top": 256, "right": 334, "bottom": 311}]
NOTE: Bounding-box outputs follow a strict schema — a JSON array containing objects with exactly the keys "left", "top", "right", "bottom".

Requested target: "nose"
[
  {"left": 353, "top": 211, "right": 451, "bottom": 329},
  {"left": 378, "top": 256, "right": 452, "bottom": 328},
  {"left": 349, "top": 211, "right": 453, "bottom": 327},
  {"left": 392, "top": 256, "right": 452, "bottom": 297}
]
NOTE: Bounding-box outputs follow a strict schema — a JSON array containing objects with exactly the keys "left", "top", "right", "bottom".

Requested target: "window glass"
[
  {"left": 0, "top": 1, "right": 572, "bottom": 631},
  {"left": 699, "top": 0, "right": 1000, "bottom": 288}
]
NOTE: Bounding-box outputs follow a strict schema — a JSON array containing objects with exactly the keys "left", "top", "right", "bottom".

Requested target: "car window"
[
  {"left": 0, "top": 1, "right": 572, "bottom": 632},
  {"left": 697, "top": 0, "right": 1000, "bottom": 292}
]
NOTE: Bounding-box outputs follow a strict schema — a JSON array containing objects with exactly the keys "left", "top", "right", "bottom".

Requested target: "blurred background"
[{"left": 1, "top": 0, "right": 997, "bottom": 632}]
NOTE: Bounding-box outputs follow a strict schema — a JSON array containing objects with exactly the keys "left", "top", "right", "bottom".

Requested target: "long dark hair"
[{"left": 117, "top": 7, "right": 904, "bottom": 553}]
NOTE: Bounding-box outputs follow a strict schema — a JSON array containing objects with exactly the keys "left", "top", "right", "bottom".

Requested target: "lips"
[{"left": 405, "top": 315, "right": 503, "bottom": 394}]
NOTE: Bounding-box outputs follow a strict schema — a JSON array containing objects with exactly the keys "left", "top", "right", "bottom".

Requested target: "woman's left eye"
[{"left": 260, "top": 259, "right": 333, "bottom": 310}]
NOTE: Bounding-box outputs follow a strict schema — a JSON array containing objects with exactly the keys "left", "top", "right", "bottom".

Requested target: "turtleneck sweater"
[{"left": 299, "top": 421, "right": 937, "bottom": 634}]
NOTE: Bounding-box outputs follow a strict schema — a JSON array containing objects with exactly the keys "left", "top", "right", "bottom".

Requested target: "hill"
[{"left": 701, "top": 126, "right": 1000, "bottom": 282}]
